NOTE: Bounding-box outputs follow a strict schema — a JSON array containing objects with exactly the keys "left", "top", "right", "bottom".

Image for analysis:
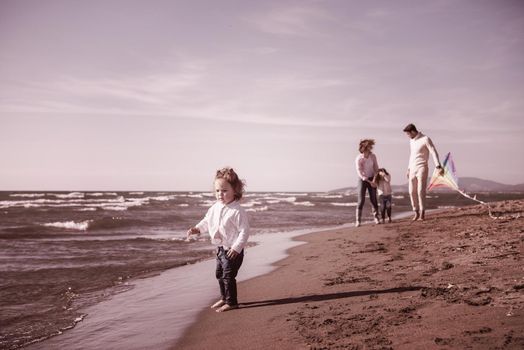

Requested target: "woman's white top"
[{"left": 355, "top": 152, "right": 378, "bottom": 180}]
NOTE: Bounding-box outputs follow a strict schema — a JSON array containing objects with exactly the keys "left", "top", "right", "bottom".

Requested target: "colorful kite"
[
  {"left": 428, "top": 152, "right": 510, "bottom": 219},
  {"left": 428, "top": 152, "right": 460, "bottom": 192}
]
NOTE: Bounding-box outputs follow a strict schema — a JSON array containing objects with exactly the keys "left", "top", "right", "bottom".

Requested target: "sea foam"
[
  {"left": 43, "top": 220, "right": 92, "bottom": 231},
  {"left": 87, "top": 192, "right": 118, "bottom": 197},
  {"left": 330, "top": 202, "right": 358, "bottom": 207},
  {"left": 315, "top": 194, "right": 343, "bottom": 199},
  {"left": 243, "top": 201, "right": 263, "bottom": 207},
  {"left": 48, "top": 192, "right": 85, "bottom": 199},
  {"left": 246, "top": 206, "right": 269, "bottom": 212},
  {"left": 9, "top": 193, "right": 46, "bottom": 198},
  {"left": 293, "top": 201, "right": 315, "bottom": 207}
]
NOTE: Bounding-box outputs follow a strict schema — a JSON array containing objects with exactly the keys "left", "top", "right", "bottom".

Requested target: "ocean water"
[{"left": 1, "top": 190, "right": 523, "bottom": 349}]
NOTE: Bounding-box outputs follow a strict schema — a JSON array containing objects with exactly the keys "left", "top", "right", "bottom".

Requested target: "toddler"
[
  {"left": 187, "top": 167, "right": 249, "bottom": 312},
  {"left": 373, "top": 168, "right": 393, "bottom": 223}
]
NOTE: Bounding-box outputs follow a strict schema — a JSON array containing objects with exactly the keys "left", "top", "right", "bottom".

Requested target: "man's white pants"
[{"left": 409, "top": 166, "right": 428, "bottom": 212}]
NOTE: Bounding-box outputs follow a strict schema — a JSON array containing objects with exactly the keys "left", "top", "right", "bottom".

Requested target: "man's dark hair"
[{"left": 403, "top": 123, "right": 418, "bottom": 133}]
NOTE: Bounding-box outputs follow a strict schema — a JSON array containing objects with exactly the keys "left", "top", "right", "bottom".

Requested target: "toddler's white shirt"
[
  {"left": 377, "top": 174, "right": 392, "bottom": 196},
  {"left": 195, "top": 200, "right": 250, "bottom": 253}
]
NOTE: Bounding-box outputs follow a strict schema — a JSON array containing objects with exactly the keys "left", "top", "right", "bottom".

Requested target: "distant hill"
[
  {"left": 458, "top": 177, "right": 524, "bottom": 192},
  {"left": 331, "top": 177, "right": 524, "bottom": 194}
]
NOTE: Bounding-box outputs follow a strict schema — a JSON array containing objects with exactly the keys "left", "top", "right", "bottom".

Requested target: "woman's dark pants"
[{"left": 356, "top": 178, "right": 379, "bottom": 222}]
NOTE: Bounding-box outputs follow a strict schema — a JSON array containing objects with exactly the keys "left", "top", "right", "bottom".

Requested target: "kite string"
[{"left": 456, "top": 189, "right": 520, "bottom": 220}]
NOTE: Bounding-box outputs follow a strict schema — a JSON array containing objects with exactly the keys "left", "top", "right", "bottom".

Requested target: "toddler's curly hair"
[{"left": 215, "top": 167, "right": 246, "bottom": 200}]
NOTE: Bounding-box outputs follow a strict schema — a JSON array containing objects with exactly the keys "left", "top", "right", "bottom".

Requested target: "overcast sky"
[{"left": 1, "top": 0, "right": 523, "bottom": 191}]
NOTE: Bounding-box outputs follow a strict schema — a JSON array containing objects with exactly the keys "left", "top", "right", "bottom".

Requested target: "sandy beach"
[{"left": 176, "top": 200, "right": 524, "bottom": 349}]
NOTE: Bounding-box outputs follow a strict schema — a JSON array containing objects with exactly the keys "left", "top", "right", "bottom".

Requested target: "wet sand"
[
  {"left": 24, "top": 229, "right": 312, "bottom": 350},
  {"left": 176, "top": 200, "right": 524, "bottom": 349}
]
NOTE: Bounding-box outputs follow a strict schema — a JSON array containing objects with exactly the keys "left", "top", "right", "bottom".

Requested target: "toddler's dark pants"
[{"left": 216, "top": 246, "right": 244, "bottom": 306}]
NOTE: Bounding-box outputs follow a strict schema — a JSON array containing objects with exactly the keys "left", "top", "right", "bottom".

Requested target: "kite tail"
[
  {"left": 456, "top": 189, "right": 519, "bottom": 220},
  {"left": 456, "top": 189, "right": 494, "bottom": 218},
  {"left": 457, "top": 189, "right": 487, "bottom": 205}
]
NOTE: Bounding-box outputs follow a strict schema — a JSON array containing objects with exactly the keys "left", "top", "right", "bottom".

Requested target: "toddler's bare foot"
[
  {"left": 216, "top": 304, "right": 238, "bottom": 313},
  {"left": 412, "top": 211, "right": 419, "bottom": 221},
  {"left": 210, "top": 300, "right": 226, "bottom": 309}
]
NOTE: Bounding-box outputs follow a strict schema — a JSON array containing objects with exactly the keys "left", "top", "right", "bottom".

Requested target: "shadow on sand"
[{"left": 239, "top": 286, "right": 422, "bottom": 309}]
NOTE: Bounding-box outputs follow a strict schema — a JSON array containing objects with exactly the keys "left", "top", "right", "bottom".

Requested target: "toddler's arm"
[{"left": 187, "top": 207, "right": 211, "bottom": 240}]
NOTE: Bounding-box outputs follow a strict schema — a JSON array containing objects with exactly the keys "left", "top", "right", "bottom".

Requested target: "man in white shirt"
[{"left": 403, "top": 123, "right": 444, "bottom": 221}]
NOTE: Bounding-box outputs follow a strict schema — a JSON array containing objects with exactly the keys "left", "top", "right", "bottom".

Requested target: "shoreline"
[
  {"left": 175, "top": 200, "right": 524, "bottom": 349},
  {"left": 23, "top": 201, "right": 523, "bottom": 349},
  {"left": 25, "top": 226, "right": 337, "bottom": 350},
  {"left": 6, "top": 191, "right": 510, "bottom": 349},
  {"left": 23, "top": 209, "right": 422, "bottom": 349}
]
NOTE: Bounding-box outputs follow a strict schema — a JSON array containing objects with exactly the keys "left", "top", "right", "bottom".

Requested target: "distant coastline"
[{"left": 331, "top": 176, "right": 524, "bottom": 193}]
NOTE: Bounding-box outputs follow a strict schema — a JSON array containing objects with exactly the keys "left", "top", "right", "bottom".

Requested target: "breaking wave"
[
  {"left": 246, "top": 206, "right": 269, "bottom": 212},
  {"left": 48, "top": 192, "right": 85, "bottom": 199},
  {"left": 43, "top": 220, "right": 92, "bottom": 231},
  {"left": 330, "top": 202, "right": 358, "bottom": 207},
  {"left": 293, "top": 201, "right": 315, "bottom": 207},
  {"left": 9, "top": 193, "right": 46, "bottom": 198}
]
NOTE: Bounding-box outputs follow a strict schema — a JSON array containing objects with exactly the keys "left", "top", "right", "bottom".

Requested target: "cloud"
[
  {"left": 0, "top": 57, "right": 209, "bottom": 114},
  {"left": 242, "top": 3, "right": 334, "bottom": 37},
  {"left": 2, "top": 62, "right": 521, "bottom": 135},
  {"left": 254, "top": 75, "right": 348, "bottom": 91}
]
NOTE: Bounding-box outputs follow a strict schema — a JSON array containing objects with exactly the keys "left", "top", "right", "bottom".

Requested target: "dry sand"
[{"left": 175, "top": 200, "right": 524, "bottom": 349}]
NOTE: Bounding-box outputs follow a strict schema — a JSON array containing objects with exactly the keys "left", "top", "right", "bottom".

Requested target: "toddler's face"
[{"left": 214, "top": 178, "right": 235, "bottom": 204}]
